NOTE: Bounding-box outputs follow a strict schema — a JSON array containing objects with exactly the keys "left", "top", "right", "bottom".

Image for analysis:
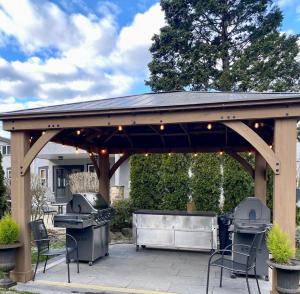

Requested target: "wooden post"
[
  {"left": 272, "top": 119, "right": 297, "bottom": 294},
  {"left": 10, "top": 131, "right": 33, "bottom": 282},
  {"left": 255, "top": 152, "right": 267, "bottom": 204},
  {"left": 98, "top": 153, "right": 110, "bottom": 204}
]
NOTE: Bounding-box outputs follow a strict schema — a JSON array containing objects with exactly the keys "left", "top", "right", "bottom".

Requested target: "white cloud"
[
  {"left": 277, "top": 0, "right": 295, "bottom": 7},
  {"left": 0, "top": 0, "right": 166, "bottom": 129}
]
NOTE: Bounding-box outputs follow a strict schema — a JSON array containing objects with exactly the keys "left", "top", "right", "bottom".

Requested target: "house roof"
[
  {"left": 1, "top": 91, "right": 300, "bottom": 119},
  {"left": 0, "top": 136, "right": 10, "bottom": 144}
]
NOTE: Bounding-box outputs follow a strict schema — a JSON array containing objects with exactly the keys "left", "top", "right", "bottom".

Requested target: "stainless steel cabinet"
[{"left": 133, "top": 210, "right": 218, "bottom": 251}]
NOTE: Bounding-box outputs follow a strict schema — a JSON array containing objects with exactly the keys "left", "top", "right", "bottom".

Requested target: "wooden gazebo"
[{"left": 1, "top": 91, "right": 299, "bottom": 292}]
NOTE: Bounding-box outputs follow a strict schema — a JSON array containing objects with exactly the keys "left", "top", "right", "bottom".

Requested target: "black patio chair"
[
  {"left": 206, "top": 230, "right": 266, "bottom": 294},
  {"left": 30, "top": 219, "right": 79, "bottom": 283}
]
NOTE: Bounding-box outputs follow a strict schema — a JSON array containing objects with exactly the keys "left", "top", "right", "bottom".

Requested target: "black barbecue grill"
[
  {"left": 232, "top": 197, "right": 270, "bottom": 280},
  {"left": 54, "top": 193, "right": 114, "bottom": 265}
]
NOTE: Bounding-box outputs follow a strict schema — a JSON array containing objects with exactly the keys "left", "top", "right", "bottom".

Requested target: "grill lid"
[{"left": 233, "top": 197, "right": 270, "bottom": 226}]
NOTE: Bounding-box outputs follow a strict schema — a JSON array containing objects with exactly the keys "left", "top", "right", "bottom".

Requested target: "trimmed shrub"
[
  {"left": 223, "top": 153, "right": 254, "bottom": 212},
  {"left": 130, "top": 154, "right": 162, "bottom": 210},
  {"left": 267, "top": 224, "right": 295, "bottom": 264},
  {"left": 191, "top": 153, "right": 222, "bottom": 212},
  {"left": 110, "top": 198, "right": 134, "bottom": 231},
  {"left": 0, "top": 153, "right": 8, "bottom": 217},
  {"left": 0, "top": 214, "right": 20, "bottom": 244},
  {"left": 158, "top": 154, "right": 191, "bottom": 210}
]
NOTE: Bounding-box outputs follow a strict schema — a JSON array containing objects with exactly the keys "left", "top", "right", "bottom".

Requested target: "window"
[
  {"left": 39, "top": 168, "right": 48, "bottom": 187},
  {"left": 87, "top": 164, "right": 95, "bottom": 173},
  {"left": 0, "top": 145, "right": 10, "bottom": 155}
]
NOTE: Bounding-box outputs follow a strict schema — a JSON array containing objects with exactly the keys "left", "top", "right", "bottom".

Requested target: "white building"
[{"left": 0, "top": 136, "right": 130, "bottom": 203}]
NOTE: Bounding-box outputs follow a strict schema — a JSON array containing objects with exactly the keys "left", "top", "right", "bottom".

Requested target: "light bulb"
[
  {"left": 118, "top": 125, "right": 123, "bottom": 131},
  {"left": 160, "top": 124, "right": 165, "bottom": 131},
  {"left": 207, "top": 123, "right": 212, "bottom": 130}
]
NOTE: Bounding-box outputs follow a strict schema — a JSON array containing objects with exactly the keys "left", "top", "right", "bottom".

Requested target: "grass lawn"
[{"left": 31, "top": 240, "right": 65, "bottom": 264}]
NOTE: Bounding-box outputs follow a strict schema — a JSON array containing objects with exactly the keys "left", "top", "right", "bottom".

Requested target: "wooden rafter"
[
  {"left": 179, "top": 123, "right": 192, "bottom": 147},
  {"left": 149, "top": 125, "right": 166, "bottom": 147}
]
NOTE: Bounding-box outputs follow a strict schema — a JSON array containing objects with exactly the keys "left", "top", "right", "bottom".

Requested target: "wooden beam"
[
  {"left": 10, "top": 132, "right": 33, "bottom": 282},
  {"left": 98, "top": 152, "right": 110, "bottom": 204},
  {"left": 254, "top": 152, "right": 267, "bottom": 203},
  {"left": 21, "top": 129, "right": 61, "bottom": 176},
  {"left": 223, "top": 121, "right": 280, "bottom": 174},
  {"left": 109, "top": 153, "right": 131, "bottom": 179},
  {"left": 89, "top": 153, "right": 100, "bottom": 179},
  {"left": 226, "top": 150, "right": 254, "bottom": 179},
  {"left": 272, "top": 119, "right": 297, "bottom": 293},
  {"left": 4, "top": 104, "right": 300, "bottom": 131}
]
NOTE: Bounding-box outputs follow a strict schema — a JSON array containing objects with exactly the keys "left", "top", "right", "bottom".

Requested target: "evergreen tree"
[
  {"left": 0, "top": 153, "right": 7, "bottom": 217},
  {"left": 191, "top": 153, "right": 221, "bottom": 212},
  {"left": 158, "top": 154, "right": 191, "bottom": 210},
  {"left": 146, "top": 0, "right": 300, "bottom": 92}
]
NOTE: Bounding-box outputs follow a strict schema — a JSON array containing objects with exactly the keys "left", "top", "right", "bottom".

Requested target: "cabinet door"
[
  {"left": 137, "top": 228, "right": 174, "bottom": 246},
  {"left": 174, "top": 230, "right": 212, "bottom": 250}
]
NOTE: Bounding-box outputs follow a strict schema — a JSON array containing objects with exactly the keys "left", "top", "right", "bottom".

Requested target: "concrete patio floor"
[{"left": 13, "top": 243, "right": 271, "bottom": 294}]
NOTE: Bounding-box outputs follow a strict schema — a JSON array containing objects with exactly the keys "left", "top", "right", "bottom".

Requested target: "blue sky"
[{"left": 0, "top": 0, "right": 299, "bottom": 137}]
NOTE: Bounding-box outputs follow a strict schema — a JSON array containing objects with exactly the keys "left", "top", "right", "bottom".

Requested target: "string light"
[
  {"left": 42, "top": 131, "right": 46, "bottom": 135},
  {"left": 145, "top": 153, "right": 149, "bottom": 157},
  {"left": 168, "top": 152, "right": 172, "bottom": 156},
  {"left": 219, "top": 151, "right": 224, "bottom": 155},
  {"left": 160, "top": 124, "right": 165, "bottom": 131},
  {"left": 88, "top": 152, "right": 92, "bottom": 157},
  {"left": 248, "top": 151, "right": 252, "bottom": 156},
  {"left": 118, "top": 125, "right": 123, "bottom": 131},
  {"left": 75, "top": 147, "right": 79, "bottom": 153},
  {"left": 269, "top": 145, "right": 273, "bottom": 149},
  {"left": 76, "top": 130, "right": 81, "bottom": 135},
  {"left": 254, "top": 122, "right": 260, "bottom": 129},
  {"left": 101, "top": 149, "right": 107, "bottom": 155},
  {"left": 207, "top": 123, "right": 212, "bottom": 130},
  {"left": 193, "top": 153, "right": 198, "bottom": 157},
  {"left": 29, "top": 136, "right": 33, "bottom": 143}
]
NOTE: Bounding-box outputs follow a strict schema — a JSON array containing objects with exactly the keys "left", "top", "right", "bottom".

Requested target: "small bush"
[
  {"left": 110, "top": 199, "right": 133, "bottom": 231},
  {"left": 0, "top": 214, "right": 20, "bottom": 244},
  {"left": 267, "top": 224, "right": 295, "bottom": 264}
]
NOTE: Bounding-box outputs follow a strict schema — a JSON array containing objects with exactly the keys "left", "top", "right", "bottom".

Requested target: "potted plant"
[
  {"left": 0, "top": 214, "right": 21, "bottom": 288},
  {"left": 267, "top": 224, "right": 300, "bottom": 294}
]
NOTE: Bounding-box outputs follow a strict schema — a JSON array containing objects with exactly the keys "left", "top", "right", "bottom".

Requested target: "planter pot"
[
  {"left": 268, "top": 259, "right": 300, "bottom": 294},
  {"left": 0, "top": 242, "right": 22, "bottom": 288}
]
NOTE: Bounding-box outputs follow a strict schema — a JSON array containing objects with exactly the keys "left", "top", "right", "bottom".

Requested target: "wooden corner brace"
[
  {"left": 20, "top": 130, "right": 61, "bottom": 176},
  {"left": 223, "top": 121, "right": 280, "bottom": 175}
]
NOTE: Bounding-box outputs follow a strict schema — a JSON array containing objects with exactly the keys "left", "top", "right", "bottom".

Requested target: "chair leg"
[
  {"left": 220, "top": 267, "right": 223, "bottom": 287},
  {"left": 254, "top": 266, "right": 261, "bottom": 294},
  {"left": 206, "top": 263, "right": 211, "bottom": 294},
  {"left": 246, "top": 272, "right": 251, "bottom": 294},
  {"left": 33, "top": 253, "right": 40, "bottom": 281},
  {"left": 43, "top": 255, "right": 48, "bottom": 273},
  {"left": 76, "top": 247, "right": 79, "bottom": 273},
  {"left": 67, "top": 258, "right": 70, "bottom": 283}
]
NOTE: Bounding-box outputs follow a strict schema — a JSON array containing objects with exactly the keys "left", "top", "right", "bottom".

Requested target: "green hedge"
[
  {"left": 191, "top": 153, "right": 221, "bottom": 212},
  {"left": 130, "top": 154, "right": 162, "bottom": 210},
  {"left": 0, "top": 153, "right": 7, "bottom": 218},
  {"left": 158, "top": 154, "right": 191, "bottom": 210},
  {"left": 222, "top": 153, "right": 254, "bottom": 212}
]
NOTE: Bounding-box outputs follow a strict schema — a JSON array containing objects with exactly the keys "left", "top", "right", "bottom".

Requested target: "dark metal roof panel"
[{"left": 1, "top": 91, "right": 300, "bottom": 118}]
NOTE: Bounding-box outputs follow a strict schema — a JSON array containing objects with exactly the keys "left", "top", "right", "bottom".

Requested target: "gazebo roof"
[{"left": 1, "top": 91, "right": 300, "bottom": 119}]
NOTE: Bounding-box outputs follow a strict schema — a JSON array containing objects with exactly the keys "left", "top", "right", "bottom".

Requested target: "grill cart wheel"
[{"left": 89, "top": 261, "right": 93, "bottom": 266}]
